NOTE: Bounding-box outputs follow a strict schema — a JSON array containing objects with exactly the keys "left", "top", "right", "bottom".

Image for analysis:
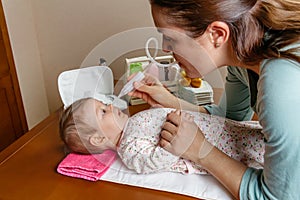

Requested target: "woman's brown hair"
[{"left": 150, "top": 0, "right": 300, "bottom": 65}]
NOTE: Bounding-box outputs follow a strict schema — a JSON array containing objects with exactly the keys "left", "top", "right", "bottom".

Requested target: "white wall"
[
  {"left": 2, "top": 0, "right": 226, "bottom": 129},
  {"left": 31, "top": 0, "right": 154, "bottom": 113},
  {"left": 2, "top": 0, "right": 49, "bottom": 129},
  {"left": 2, "top": 0, "right": 154, "bottom": 128}
]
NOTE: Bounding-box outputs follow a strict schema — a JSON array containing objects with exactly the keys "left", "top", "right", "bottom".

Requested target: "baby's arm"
[
  {"left": 117, "top": 108, "right": 180, "bottom": 174},
  {"left": 118, "top": 136, "right": 179, "bottom": 174}
]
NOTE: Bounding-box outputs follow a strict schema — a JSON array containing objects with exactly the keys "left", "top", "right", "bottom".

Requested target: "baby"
[{"left": 59, "top": 98, "right": 264, "bottom": 174}]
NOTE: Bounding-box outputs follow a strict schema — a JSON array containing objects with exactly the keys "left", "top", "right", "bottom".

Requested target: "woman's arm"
[
  {"left": 129, "top": 73, "right": 208, "bottom": 112},
  {"left": 129, "top": 67, "right": 254, "bottom": 118},
  {"left": 198, "top": 146, "right": 247, "bottom": 199},
  {"left": 238, "top": 59, "right": 300, "bottom": 199},
  {"left": 159, "top": 110, "right": 247, "bottom": 199},
  {"left": 161, "top": 59, "right": 300, "bottom": 199},
  {"left": 204, "top": 66, "right": 254, "bottom": 121}
]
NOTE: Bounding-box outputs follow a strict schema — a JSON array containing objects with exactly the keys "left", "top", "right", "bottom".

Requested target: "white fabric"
[
  {"left": 58, "top": 66, "right": 127, "bottom": 110},
  {"left": 118, "top": 108, "right": 263, "bottom": 174},
  {"left": 101, "top": 158, "right": 234, "bottom": 200}
]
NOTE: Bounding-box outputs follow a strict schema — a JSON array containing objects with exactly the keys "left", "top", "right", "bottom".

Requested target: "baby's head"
[{"left": 59, "top": 98, "right": 128, "bottom": 154}]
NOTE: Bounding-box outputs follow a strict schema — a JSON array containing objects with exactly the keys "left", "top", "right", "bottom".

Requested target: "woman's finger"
[
  {"left": 127, "top": 72, "right": 138, "bottom": 81},
  {"left": 143, "top": 73, "right": 162, "bottom": 86},
  {"left": 128, "top": 84, "right": 159, "bottom": 106}
]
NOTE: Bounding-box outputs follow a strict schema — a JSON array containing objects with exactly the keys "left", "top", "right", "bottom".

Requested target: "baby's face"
[{"left": 77, "top": 99, "right": 128, "bottom": 145}]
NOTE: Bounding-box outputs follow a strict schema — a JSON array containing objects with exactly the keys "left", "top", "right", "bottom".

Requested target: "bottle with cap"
[{"left": 117, "top": 71, "right": 145, "bottom": 98}]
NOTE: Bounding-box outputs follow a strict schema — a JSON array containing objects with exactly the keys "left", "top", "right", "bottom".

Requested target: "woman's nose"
[{"left": 162, "top": 41, "right": 173, "bottom": 53}]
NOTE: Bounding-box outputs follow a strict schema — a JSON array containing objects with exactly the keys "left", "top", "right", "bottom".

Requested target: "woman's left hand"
[{"left": 159, "top": 110, "right": 205, "bottom": 162}]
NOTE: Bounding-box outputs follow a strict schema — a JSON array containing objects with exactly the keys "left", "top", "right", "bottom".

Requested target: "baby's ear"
[{"left": 89, "top": 134, "right": 106, "bottom": 147}]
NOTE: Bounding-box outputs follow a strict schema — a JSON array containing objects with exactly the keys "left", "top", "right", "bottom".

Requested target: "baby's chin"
[{"left": 121, "top": 117, "right": 129, "bottom": 130}]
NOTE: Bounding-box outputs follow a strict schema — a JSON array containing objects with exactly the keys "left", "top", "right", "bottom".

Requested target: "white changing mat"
[{"left": 101, "top": 158, "right": 233, "bottom": 200}]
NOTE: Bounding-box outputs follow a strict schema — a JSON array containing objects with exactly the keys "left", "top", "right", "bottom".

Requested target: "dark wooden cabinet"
[{"left": 0, "top": 1, "right": 28, "bottom": 151}]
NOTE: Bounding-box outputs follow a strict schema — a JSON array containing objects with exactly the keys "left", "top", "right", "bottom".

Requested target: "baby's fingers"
[
  {"left": 160, "top": 129, "right": 173, "bottom": 142},
  {"left": 166, "top": 110, "right": 182, "bottom": 126},
  {"left": 162, "top": 121, "right": 177, "bottom": 134},
  {"left": 159, "top": 138, "right": 171, "bottom": 150}
]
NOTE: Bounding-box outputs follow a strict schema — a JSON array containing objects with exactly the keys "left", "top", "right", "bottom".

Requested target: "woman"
[{"left": 129, "top": 0, "right": 300, "bottom": 199}]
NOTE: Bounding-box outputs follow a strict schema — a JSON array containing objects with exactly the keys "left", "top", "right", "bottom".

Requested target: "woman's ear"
[
  {"left": 89, "top": 134, "right": 106, "bottom": 147},
  {"left": 207, "top": 21, "right": 230, "bottom": 48}
]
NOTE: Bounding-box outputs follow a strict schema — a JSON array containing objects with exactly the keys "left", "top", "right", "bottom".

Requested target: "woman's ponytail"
[{"left": 247, "top": 0, "right": 300, "bottom": 64}]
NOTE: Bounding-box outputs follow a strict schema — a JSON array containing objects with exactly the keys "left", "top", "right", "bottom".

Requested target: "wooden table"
[{"left": 0, "top": 89, "right": 224, "bottom": 200}]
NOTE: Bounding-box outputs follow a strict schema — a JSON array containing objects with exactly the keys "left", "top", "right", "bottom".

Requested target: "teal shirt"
[
  {"left": 205, "top": 59, "right": 300, "bottom": 199},
  {"left": 205, "top": 66, "right": 256, "bottom": 121}
]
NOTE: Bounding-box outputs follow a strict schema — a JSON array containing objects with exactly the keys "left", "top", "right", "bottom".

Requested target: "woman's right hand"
[
  {"left": 159, "top": 110, "right": 206, "bottom": 162},
  {"left": 128, "top": 73, "right": 179, "bottom": 108}
]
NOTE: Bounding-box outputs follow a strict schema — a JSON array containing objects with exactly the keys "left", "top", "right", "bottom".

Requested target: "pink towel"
[{"left": 57, "top": 150, "right": 117, "bottom": 181}]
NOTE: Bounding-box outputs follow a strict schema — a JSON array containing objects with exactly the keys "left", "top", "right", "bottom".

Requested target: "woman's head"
[
  {"left": 150, "top": 0, "right": 300, "bottom": 74},
  {"left": 59, "top": 98, "right": 128, "bottom": 154},
  {"left": 150, "top": 0, "right": 257, "bottom": 37}
]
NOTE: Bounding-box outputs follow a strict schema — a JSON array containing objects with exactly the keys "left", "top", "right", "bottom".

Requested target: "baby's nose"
[{"left": 108, "top": 104, "right": 113, "bottom": 110}]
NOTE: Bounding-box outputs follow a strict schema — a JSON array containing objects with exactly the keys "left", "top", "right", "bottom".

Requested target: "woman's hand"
[
  {"left": 128, "top": 73, "right": 180, "bottom": 108},
  {"left": 161, "top": 110, "right": 246, "bottom": 199},
  {"left": 159, "top": 110, "right": 207, "bottom": 162}
]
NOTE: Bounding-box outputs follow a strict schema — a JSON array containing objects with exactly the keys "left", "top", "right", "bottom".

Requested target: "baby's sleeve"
[
  {"left": 117, "top": 108, "right": 179, "bottom": 174},
  {"left": 118, "top": 136, "right": 179, "bottom": 174}
]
